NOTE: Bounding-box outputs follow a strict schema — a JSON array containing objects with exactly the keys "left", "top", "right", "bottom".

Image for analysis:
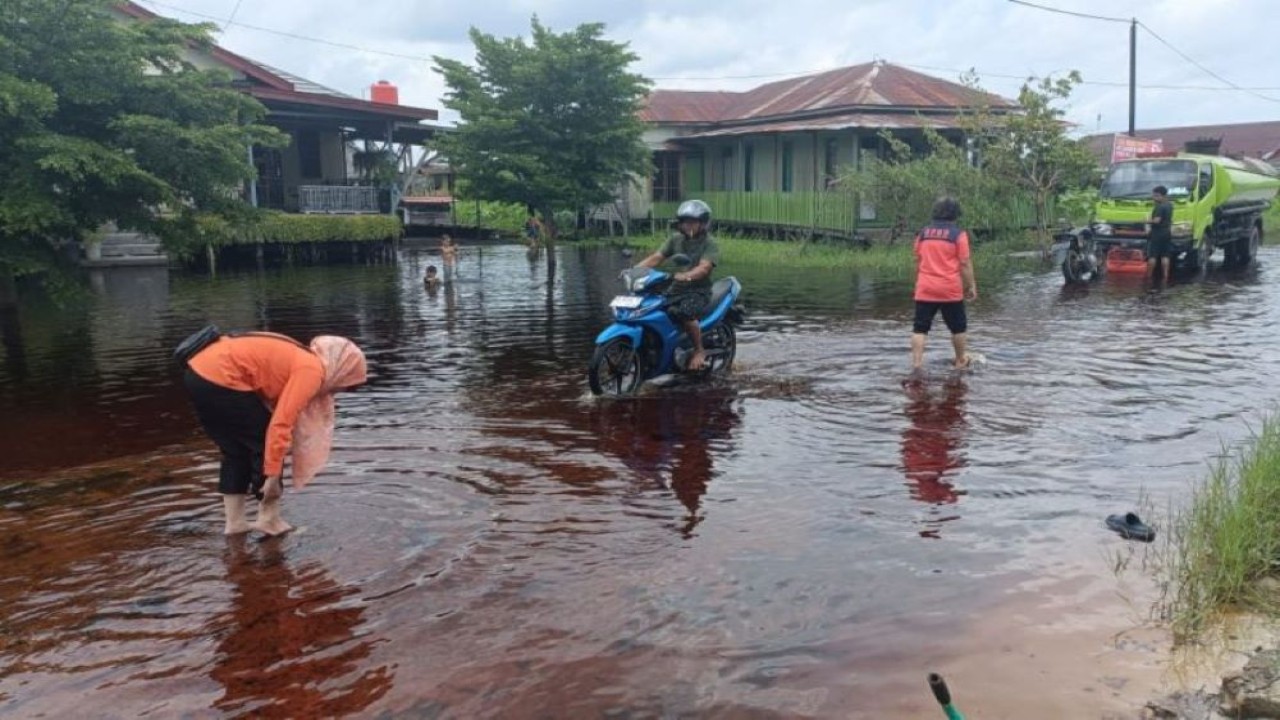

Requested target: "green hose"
[{"left": 928, "top": 673, "right": 966, "bottom": 720}]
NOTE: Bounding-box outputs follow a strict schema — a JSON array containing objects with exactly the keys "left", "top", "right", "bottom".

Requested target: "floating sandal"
[{"left": 1106, "top": 512, "right": 1155, "bottom": 542}]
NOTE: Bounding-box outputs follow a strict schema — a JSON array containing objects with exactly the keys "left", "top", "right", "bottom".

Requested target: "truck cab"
[{"left": 1092, "top": 152, "right": 1277, "bottom": 271}]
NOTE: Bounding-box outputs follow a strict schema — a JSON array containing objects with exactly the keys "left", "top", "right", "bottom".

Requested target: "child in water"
[
  {"left": 423, "top": 265, "right": 440, "bottom": 288},
  {"left": 440, "top": 235, "right": 458, "bottom": 270}
]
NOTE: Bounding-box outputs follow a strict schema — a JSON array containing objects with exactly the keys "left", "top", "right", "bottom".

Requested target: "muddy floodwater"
[{"left": 3, "top": 244, "right": 1279, "bottom": 718}]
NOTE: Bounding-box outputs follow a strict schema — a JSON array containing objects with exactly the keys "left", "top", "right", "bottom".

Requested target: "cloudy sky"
[{"left": 140, "top": 0, "right": 1278, "bottom": 136}]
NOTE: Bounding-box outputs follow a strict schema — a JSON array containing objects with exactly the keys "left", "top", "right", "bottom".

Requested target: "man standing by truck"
[{"left": 1147, "top": 185, "right": 1174, "bottom": 283}]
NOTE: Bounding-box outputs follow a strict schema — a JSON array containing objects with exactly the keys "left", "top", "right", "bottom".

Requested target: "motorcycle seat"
[{"left": 706, "top": 277, "right": 737, "bottom": 316}]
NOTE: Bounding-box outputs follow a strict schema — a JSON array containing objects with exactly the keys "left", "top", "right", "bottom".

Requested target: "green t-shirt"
[{"left": 658, "top": 232, "right": 720, "bottom": 291}]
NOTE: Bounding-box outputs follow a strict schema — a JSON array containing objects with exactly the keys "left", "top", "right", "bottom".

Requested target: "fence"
[
  {"left": 299, "top": 185, "right": 380, "bottom": 214},
  {"left": 652, "top": 190, "right": 1050, "bottom": 238}
]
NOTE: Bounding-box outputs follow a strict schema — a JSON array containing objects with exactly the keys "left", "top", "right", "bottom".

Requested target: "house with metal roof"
[
  {"left": 629, "top": 61, "right": 1017, "bottom": 234},
  {"left": 1082, "top": 121, "right": 1280, "bottom": 168},
  {"left": 114, "top": 2, "right": 443, "bottom": 216}
]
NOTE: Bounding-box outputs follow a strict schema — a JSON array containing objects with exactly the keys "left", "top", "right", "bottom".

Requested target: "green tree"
[
  {"left": 434, "top": 18, "right": 652, "bottom": 257},
  {"left": 842, "top": 129, "right": 1024, "bottom": 240},
  {"left": 0, "top": 0, "right": 284, "bottom": 280},
  {"left": 970, "top": 72, "right": 1097, "bottom": 241}
]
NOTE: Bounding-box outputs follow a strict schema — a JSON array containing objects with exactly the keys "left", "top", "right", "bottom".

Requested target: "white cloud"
[{"left": 144, "top": 0, "right": 1280, "bottom": 133}]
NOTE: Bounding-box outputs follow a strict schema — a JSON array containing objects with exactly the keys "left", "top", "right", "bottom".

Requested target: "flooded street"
[{"left": 3, "top": 243, "right": 1279, "bottom": 718}]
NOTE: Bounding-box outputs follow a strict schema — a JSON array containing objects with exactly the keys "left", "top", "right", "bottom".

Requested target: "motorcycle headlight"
[
  {"left": 1172, "top": 222, "right": 1193, "bottom": 237},
  {"left": 632, "top": 276, "right": 648, "bottom": 292},
  {"left": 1092, "top": 223, "right": 1113, "bottom": 237}
]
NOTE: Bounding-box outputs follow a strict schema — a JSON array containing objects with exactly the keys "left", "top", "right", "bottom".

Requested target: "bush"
[
  {"left": 238, "top": 213, "right": 403, "bottom": 245},
  {"left": 841, "top": 130, "right": 1035, "bottom": 235},
  {"left": 454, "top": 200, "right": 528, "bottom": 233}
]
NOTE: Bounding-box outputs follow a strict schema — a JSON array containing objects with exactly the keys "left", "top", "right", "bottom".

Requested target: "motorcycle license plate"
[{"left": 610, "top": 295, "right": 643, "bottom": 309}]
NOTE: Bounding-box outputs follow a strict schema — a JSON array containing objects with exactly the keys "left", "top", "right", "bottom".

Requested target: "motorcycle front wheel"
[
  {"left": 588, "top": 337, "right": 643, "bottom": 396},
  {"left": 703, "top": 323, "right": 737, "bottom": 374}
]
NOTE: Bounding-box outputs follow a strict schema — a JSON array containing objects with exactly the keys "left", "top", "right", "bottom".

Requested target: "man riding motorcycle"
[{"left": 635, "top": 199, "right": 721, "bottom": 371}]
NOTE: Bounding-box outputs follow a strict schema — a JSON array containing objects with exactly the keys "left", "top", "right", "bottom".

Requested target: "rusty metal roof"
[
  {"left": 640, "top": 91, "right": 738, "bottom": 124},
  {"left": 644, "top": 62, "right": 1013, "bottom": 127},
  {"left": 678, "top": 112, "right": 975, "bottom": 140},
  {"left": 1084, "top": 121, "right": 1280, "bottom": 162}
]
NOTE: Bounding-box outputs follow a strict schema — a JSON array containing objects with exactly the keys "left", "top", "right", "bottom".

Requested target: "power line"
[
  {"left": 1137, "top": 21, "right": 1280, "bottom": 104},
  {"left": 141, "top": 0, "right": 1280, "bottom": 98},
  {"left": 140, "top": 0, "right": 437, "bottom": 62},
  {"left": 222, "top": 0, "right": 244, "bottom": 31},
  {"left": 1005, "top": 0, "right": 1131, "bottom": 24}
]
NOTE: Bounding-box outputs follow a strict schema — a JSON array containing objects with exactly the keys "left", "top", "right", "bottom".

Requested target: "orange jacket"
[{"left": 188, "top": 335, "right": 324, "bottom": 477}]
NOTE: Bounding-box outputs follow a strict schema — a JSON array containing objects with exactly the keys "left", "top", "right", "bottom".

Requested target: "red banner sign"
[{"left": 1111, "top": 134, "right": 1164, "bottom": 163}]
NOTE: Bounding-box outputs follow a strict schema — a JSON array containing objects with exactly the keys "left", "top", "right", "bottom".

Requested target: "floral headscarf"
[{"left": 290, "top": 336, "right": 367, "bottom": 489}]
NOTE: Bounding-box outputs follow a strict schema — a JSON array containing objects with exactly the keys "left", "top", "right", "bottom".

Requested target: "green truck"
[{"left": 1092, "top": 152, "right": 1280, "bottom": 271}]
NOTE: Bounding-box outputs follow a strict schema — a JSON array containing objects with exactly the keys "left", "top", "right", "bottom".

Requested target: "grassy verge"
[
  {"left": 566, "top": 232, "right": 1039, "bottom": 274},
  {"left": 1160, "top": 413, "right": 1280, "bottom": 642}
]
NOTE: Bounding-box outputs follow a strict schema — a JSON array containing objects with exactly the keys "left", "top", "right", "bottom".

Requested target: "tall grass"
[{"left": 1160, "top": 414, "right": 1280, "bottom": 642}]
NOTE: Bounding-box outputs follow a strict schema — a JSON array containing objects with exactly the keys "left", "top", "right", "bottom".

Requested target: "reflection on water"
[
  {"left": 900, "top": 376, "right": 968, "bottom": 537},
  {"left": 211, "top": 539, "right": 392, "bottom": 718},
  {"left": 3, "top": 244, "right": 1280, "bottom": 716}
]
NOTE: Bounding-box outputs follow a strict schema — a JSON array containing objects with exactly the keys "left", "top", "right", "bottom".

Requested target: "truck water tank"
[{"left": 371, "top": 80, "right": 399, "bottom": 105}]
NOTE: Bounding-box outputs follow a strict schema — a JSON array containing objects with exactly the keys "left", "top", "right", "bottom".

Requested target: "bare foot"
[
  {"left": 224, "top": 521, "right": 253, "bottom": 535},
  {"left": 251, "top": 517, "right": 295, "bottom": 537},
  {"left": 261, "top": 475, "right": 283, "bottom": 501},
  {"left": 954, "top": 355, "right": 972, "bottom": 370},
  {"left": 688, "top": 350, "right": 707, "bottom": 371}
]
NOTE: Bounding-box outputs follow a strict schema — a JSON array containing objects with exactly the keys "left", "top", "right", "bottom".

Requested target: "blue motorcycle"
[{"left": 588, "top": 255, "right": 744, "bottom": 396}]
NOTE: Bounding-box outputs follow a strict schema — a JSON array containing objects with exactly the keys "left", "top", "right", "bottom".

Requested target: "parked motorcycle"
[
  {"left": 1054, "top": 225, "right": 1106, "bottom": 284},
  {"left": 588, "top": 255, "right": 744, "bottom": 396}
]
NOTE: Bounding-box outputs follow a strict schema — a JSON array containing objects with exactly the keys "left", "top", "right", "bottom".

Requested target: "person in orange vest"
[
  {"left": 911, "top": 198, "right": 978, "bottom": 371},
  {"left": 182, "top": 332, "right": 366, "bottom": 536}
]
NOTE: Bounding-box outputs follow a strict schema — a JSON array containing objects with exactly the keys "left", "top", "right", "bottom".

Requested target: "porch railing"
[
  {"left": 653, "top": 191, "right": 860, "bottom": 236},
  {"left": 652, "top": 190, "right": 1049, "bottom": 237},
  {"left": 299, "top": 185, "right": 380, "bottom": 214}
]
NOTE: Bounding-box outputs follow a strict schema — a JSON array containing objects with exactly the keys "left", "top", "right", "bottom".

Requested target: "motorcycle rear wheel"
[{"left": 588, "top": 337, "right": 643, "bottom": 396}]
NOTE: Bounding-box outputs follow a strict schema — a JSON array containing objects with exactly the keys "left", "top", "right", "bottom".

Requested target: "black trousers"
[{"left": 184, "top": 369, "right": 270, "bottom": 496}]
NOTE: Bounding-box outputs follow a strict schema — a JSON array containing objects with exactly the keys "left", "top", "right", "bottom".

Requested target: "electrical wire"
[
  {"left": 1006, "top": 0, "right": 1131, "bottom": 24},
  {"left": 140, "top": 0, "right": 1280, "bottom": 99},
  {"left": 1137, "top": 21, "right": 1280, "bottom": 104}
]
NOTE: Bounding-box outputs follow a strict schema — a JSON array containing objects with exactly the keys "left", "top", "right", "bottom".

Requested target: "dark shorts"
[
  {"left": 666, "top": 289, "right": 711, "bottom": 324},
  {"left": 184, "top": 368, "right": 270, "bottom": 496},
  {"left": 1147, "top": 236, "right": 1173, "bottom": 260},
  {"left": 913, "top": 301, "right": 968, "bottom": 335}
]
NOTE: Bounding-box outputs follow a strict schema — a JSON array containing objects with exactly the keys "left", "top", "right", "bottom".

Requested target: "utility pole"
[
  {"left": 1007, "top": 1, "right": 1138, "bottom": 135},
  {"left": 1128, "top": 18, "right": 1137, "bottom": 136}
]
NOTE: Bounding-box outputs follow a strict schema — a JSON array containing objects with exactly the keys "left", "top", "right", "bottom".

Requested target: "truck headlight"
[
  {"left": 1172, "top": 222, "right": 1193, "bottom": 238},
  {"left": 1093, "top": 223, "right": 1113, "bottom": 236}
]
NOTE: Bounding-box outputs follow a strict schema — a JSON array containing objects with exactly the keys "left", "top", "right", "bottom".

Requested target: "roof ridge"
[{"left": 646, "top": 60, "right": 1013, "bottom": 124}]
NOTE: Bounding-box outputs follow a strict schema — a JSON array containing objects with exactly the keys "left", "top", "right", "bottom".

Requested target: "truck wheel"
[
  {"left": 1239, "top": 226, "right": 1260, "bottom": 266},
  {"left": 1223, "top": 237, "right": 1241, "bottom": 267}
]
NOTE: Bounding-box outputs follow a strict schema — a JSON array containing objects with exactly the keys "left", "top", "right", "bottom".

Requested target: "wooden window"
[
  {"left": 781, "top": 141, "right": 794, "bottom": 192},
  {"left": 719, "top": 147, "right": 734, "bottom": 191},
  {"left": 651, "top": 152, "right": 681, "bottom": 202},
  {"left": 298, "top": 129, "right": 322, "bottom": 178},
  {"left": 823, "top": 137, "right": 840, "bottom": 187}
]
